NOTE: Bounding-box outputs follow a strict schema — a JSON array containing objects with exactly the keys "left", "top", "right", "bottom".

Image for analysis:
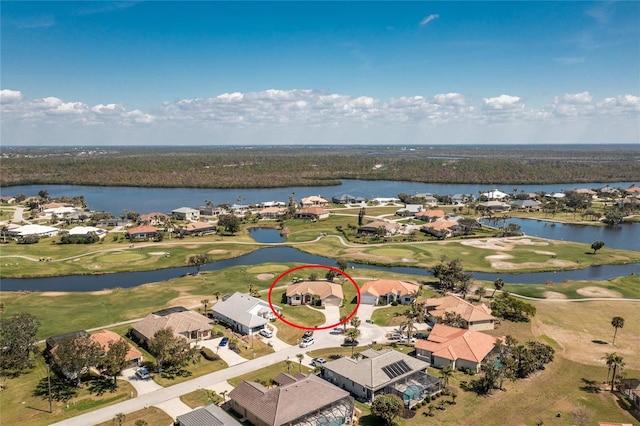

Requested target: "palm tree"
[
  {"left": 492, "top": 278, "right": 504, "bottom": 298},
  {"left": 350, "top": 316, "right": 361, "bottom": 330},
  {"left": 214, "top": 291, "right": 221, "bottom": 301},
  {"left": 611, "top": 316, "right": 624, "bottom": 346},
  {"left": 439, "top": 365, "right": 453, "bottom": 387},
  {"left": 201, "top": 299, "right": 210, "bottom": 316},
  {"left": 603, "top": 352, "right": 625, "bottom": 391},
  {"left": 400, "top": 317, "right": 416, "bottom": 342},
  {"left": 296, "top": 353, "right": 304, "bottom": 372},
  {"left": 457, "top": 280, "right": 470, "bottom": 299},
  {"left": 475, "top": 285, "right": 486, "bottom": 302},
  {"left": 285, "top": 358, "right": 292, "bottom": 373},
  {"left": 345, "top": 328, "right": 361, "bottom": 358},
  {"left": 114, "top": 413, "right": 126, "bottom": 426},
  {"left": 188, "top": 253, "right": 211, "bottom": 275}
]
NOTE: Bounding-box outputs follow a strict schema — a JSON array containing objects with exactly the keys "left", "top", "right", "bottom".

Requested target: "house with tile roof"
[
  {"left": 321, "top": 349, "right": 441, "bottom": 406},
  {"left": 178, "top": 221, "right": 217, "bottom": 236},
  {"left": 360, "top": 279, "right": 420, "bottom": 305},
  {"left": 172, "top": 207, "right": 201, "bottom": 221},
  {"left": 259, "top": 206, "right": 287, "bottom": 220},
  {"left": 415, "top": 209, "right": 446, "bottom": 222},
  {"left": 211, "top": 292, "right": 282, "bottom": 335},
  {"left": 358, "top": 220, "right": 401, "bottom": 237},
  {"left": 131, "top": 306, "right": 212, "bottom": 343},
  {"left": 420, "top": 219, "right": 459, "bottom": 239},
  {"left": 139, "top": 212, "right": 169, "bottom": 225},
  {"left": 126, "top": 225, "right": 159, "bottom": 241},
  {"left": 90, "top": 329, "right": 143, "bottom": 367},
  {"left": 423, "top": 295, "right": 497, "bottom": 330},
  {"left": 229, "top": 373, "right": 354, "bottom": 426},
  {"left": 177, "top": 403, "right": 242, "bottom": 426},
  {"left": 300, "top": 195, "right": 328, "bottom": 207},
  {"left": 415, "top": 324, "right": 498, "bottom": 372},
  {"left": 286, "top": 280, "right": 344, "bottom": 307},
  {"left": 294, "top": 207, "right": 329, "bottom": 220}
]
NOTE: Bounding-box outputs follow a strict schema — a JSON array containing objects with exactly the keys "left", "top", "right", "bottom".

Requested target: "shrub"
[{"left": 201, "top": 348, "right": 220, "bottom": 361}]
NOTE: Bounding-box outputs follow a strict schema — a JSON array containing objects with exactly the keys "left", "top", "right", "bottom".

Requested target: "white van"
[{"left": 259, "top": 328, "right": 273, "bottom": 338}]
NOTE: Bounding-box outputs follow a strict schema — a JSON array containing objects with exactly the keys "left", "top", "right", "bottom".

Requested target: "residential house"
[
  {"left": 574, "top": 188, "right": 598, "bottom": 198},
  {"left": 423, "top": 295, "right": 496, "bottom": 330},
  {"left": 97, "top": 218, "right": 132, "bottom": 227},
  {"left": 260, "top": 201, "right": 286, "bottom": 208},
  {"left": 300, "top": 195, "right": 328, "bottom": 207},
  {"left": 620, "top": 378, "right": 640, "bottom": 411},
  {"left": 211, "top": 292, "right": 281, "bottom": 335},
  {"left": 259, "top": 206, "right": 287, "bottom": 220},
  {"left": 46, "top": 330, "right": 90, "bottom": 353},
  {"left": 139, "top": 212, "right": 169, "bottom": 226},
  {"left": 421, "top": 220, "right": 459, "bottom": 239},
  {"left": 172, "top": 207, "right": 201, "bottom": 221},
  {"left": 321, "top": 349, "right": 441, "bottom": 406},
  {"left": 360, "top": 279, "right": 420, "bottom": 305},
  {"left": 127, "top": 225, "right": 159, "bottom": 241},
  {"left": 295, "top": 207, "right": 329, "bottom": 220},
  {"left": 131, "top": 306, "right": 212, "bottom": 344},
  {"left": 358, "top": 220, "right": 401, "bottom": 237},
  {"left": 415, "top": 209, "right": 446, "bottom": 222},
  {"left": 415, "top": 324, "right": 498, "bottom": 372},
  {"left": 414, "top": 193, "right": 439, "bottom": 206},
  {"left": 395, "top": 204, "right": 423, "bottom": 217},
  {"left": 478, "top": 201, "right": 511, "bottom": 213},
  {"left": 90, "top": 330, "right": 143, "bottom": 367},
  {"left": 176, "top": 403, "right": 242, "bottom": 426},
  {"left": 371, "top": 197, "right": 401, "bottom": 205},
  {"left": 0, "top": 195, "right": 16, "bottom": 204},
  {"left": 231, "top": 204, "right": 251, "bottom": 214},
  {"left": 509, "top": 199, "right": 542, "bottom": 211},
  {"left": 67, "top": 226, "right": 107, "bottom": 240},
  {"left": 229, "top": 373, "right": 354, "bottom": 426},
  {"left": 625, "top": 185, "right": 640, "bottom": 195},
  {"left": 286, "top": 280, "right": 344, "bottom": 307},
  {"left": 178, "top": 221, "right": 217, "bottom": 236},
  {"left": 451, "top": 194, "right": 474, "bottom": 205},
  {"left": 332, "top": 194, "right": 367, "bottom": 204},
  {"left": 480, "top": 189, "right": 509, "bottom": 200},
  {"left": 8, "top": 224, "right": 59, "bottom": 238}
]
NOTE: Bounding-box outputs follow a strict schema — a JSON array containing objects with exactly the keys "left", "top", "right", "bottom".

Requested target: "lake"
[{"left": 1, "top": 246, "right": 638, "bottom": 292}]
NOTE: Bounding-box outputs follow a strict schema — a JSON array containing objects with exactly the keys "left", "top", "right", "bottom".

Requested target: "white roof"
[
  {"left": 212, "top": 292, "right": 281, "bottom": 329},
  {"left": 172, "top": 207, "right": 199, "bottom": 213},
  {"left": 11, "top": 224, "right": 59, "bottom": 236},
  {"left": 69, "top": 226, "right": 106, "bottom": 236}
]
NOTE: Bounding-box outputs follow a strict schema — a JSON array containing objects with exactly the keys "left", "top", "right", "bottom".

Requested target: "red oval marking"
[{"left": 267, "top": 264, "right": 361, "bottom": 331}]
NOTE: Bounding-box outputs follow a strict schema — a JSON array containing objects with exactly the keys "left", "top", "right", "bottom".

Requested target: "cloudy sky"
[{"left": 1, "top": 1, "right": 639, "bottom": 146}]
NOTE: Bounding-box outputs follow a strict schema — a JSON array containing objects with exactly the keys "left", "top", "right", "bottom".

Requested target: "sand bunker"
[
  {"left": 208, "top": 249, "right": 227, "bottom": 254},
  {"left": 149, "top": 252, "right": 167, "bottom": 255},
  {"left": 485, "top": 254, "right": 514, "bottom": 260},
  {"left": 576, "top": 286, "right": 623, "bottom": 298},
  {"left": 490, "top": 259, "right": 575, "bottom": 270},
  {"left": 40, "top": 292, "right": 67, "bottom": 297},
  {"left": 534, "top": 250, "right": 557, "bottom": 256},
  {"left": 257, "top": 273, "right": 275, "bottom": 281},
  {"left": 461, "top": 237, "right": 549, "bottom": 251},
  {"left": 543, "top": 291, "right": 567, "bottom": 299}
]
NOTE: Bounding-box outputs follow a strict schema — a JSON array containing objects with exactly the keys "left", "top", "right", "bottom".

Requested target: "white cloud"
[
  {"left": 420, "top": 14, "right": 439, "bottom": 26},
  {"left": 1, "top": 88, "right": 638, "bottom": 144}
]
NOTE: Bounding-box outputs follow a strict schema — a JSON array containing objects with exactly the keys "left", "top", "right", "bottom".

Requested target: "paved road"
[{"left": 50, "top": 325, "right": 388, "bottom": 426}]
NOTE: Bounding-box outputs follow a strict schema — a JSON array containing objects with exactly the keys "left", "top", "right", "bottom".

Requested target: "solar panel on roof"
[{"left": 381, "top": 360, "right": 413, "bottom": 379}]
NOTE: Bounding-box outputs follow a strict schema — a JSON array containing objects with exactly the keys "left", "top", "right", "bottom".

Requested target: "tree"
[
  {"left": 296, "top": 353, "right": 304, "bottom": 372},
  {"left": 371, "top": 394, "right": 403, "bottom": 425},
  {"left": 336, "top": 259, "right": 348, "bottom": 272},
  {"left": 603, "top": 207, "right": 624, "bottom": 225},
  {"left": 188, "top": 253, "right": 211, "bottom": 275},
  {"left": 475, "top": 285, "right": 486, "bottom": 302},
  {"left": 201, "top": 299, "right": 210, "bottom": 315},
  {"left": 603, "top": 352, "right": 625, "bottom": 391},
  {"left": 285, "top": 358, "right": 292, "bottom": 373},
  {"left": 98, "top": 339, "right": 130, "bottom": 386},
  {"left": 439, "top": 365, "right": 453, "bottom": 387},
  {"left": 134, "top": 420, "right": 148, "bottom": 426},
  {"left": 611, "top": 316, "right": 624, "bottom": 346},
  {"left": 114, "top": 412, "right": 126, "bottom": 426},
  {"left": 218, "top": 214, "right": 240, "bottom": 234},
  {"left": 400, "top": 317, "right": 416, "bottom": 342},
  {"left": 349, "top": 316, "right": 361, "bottom": 330},
  {"left": 492, "top": 278, "right": 504, "bottom": 298},
  {"left": 345, "top": 328, "right": 361, "bottom": 358},
  {"left": 148, "top": 328, "right": 199, "bottom": 375},
  {"left": 571, "top": 404, "right": 594, "bottom": 426},
  {"left": 54, "top": 335, "right": 104, "bottom": 387},
  {"left": 591, "top": 241, "right": 605, "bottom": 254},
  {"left": 0, "top": 312, "right": 41, "bottom": 375},
  {"left": 430, "top": 257, "right": 473, "bottom": 294},
  {"left": 490, "top": 292, "right": 536, "bottom": 322},
  {"left": 358, "top": 207, "right": 365, "bottom": 226}
]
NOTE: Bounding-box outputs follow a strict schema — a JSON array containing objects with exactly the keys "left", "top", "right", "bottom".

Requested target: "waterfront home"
[
  {"left": 178, "top": 221, "right": 217, "bottom": 236},
  {"left": 478, "top": 201, "right": 511, "bottom": 213},
  {"left": 127, "top": 225, "right": 159, "bottom": 241},
  {"left": 480, "top": 189, "right": 509, "bottom": 200},
  {"left": 259, "top": 206, "right": 287, "bottom": 219},
  {"left": 97, "top": 218, "right": 132, "bottom": 227},
  {"left": 371, "top": 197, "right": 401, "bottom": 205},
  {"left": 229, "top": 373, "right": 354, "bottom": 426},
  {"left": 395, "top": 204, "right": 423, "bottom": 217},
  {"left": 211, "top": 292, "right": 281, "bottom": 335},
  {"left": 415, "top": 324, "right": 498, "bottom": 372},
  {"left": 68, "top": 226, "right": 107, "bottom": 240},
  {"left": 360, "top": 279, "right": 420, "bottom": 305},
  {"left": 358, "top": 220, "right": 401, "bottom": 237},
  {"left": 8, "top": 224, "right": 59, "bottom": 238},
  {"left": 295, "top": 207, "right": 329, "bottom": 220},
  {"left": 321, "top": 349, "right": 441, "bottom": 406},
  {"left": 131, "top": 306, "right": 212, "bottom": 344},
  {"left": 300, "top": 195, "right": 328, "bottom": 207},
  {"left": 286, "top": 280, "right": 344, "bottom": 306},
  {"left": 139, "top": 212, "right": 169, "bottom": 225},
  {"left": 332, "top": 194, "right": 367, "bottom": 204},
  {"left": 90, "top": 330, "right": 143, "bottom": 367},
  {"left": 451, "top": 194, "right": 474, "bottom": 205},
  {"left": 421, "top": 220, "right": 459, "bottom": 239},
  {"left": 423, "top": 295, "right": 496, "bottom": 331},
  {"left": 414, "top": 193, "right": 439, "bottom": 206},
  {"left": 171, "top": 207, "right": 200, "bottom": 221},
  {"left": 415, "top": 209, "right": 446, "bottom": 222},
  {"left": 509, "top": 199, "right": 542, "bottom": 211}
]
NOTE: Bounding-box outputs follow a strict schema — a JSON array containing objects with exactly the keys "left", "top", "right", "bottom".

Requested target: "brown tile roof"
[
  {"left": 259, "top": 207, "right": 287, "bottom": 214},
  {"left": 416, "top": 209, "right": 446, "bottom": 218},
  {"left": 298, "top": 207, "right": 328, "bottom": 215},
  {"left": 180, "top": 221, "right": 216, "bottom": 231},
  {"left": 90, "top": 330, "right": 143, "bottom": 362},
  {"left": 229, "top": 374, "right": 350, "bottom": 425},
  {"left": 127, "top": 225, "right": 158, "bottom": 235},
  {"left": 424, "top": 295, "right": 496, "bottom": 323},
  {"left": 360, "top": 279, "right": 419, "bottom": 298},
  {"left": 422, "top": 219, "right": 457, "bottom": 231},
  {"left": 360, "top": 220, "right": 400, "bottom": 231},
  {"left": 132, "top": 308, "right": 211, "bottom": 341},
  {"left": 286, "top": 280, "right": 344, "bottom": 301},
  {"left": 140, "top": 212, "right": 169, "bottom": 221},
  {"left": 415, "top": 324, "right": 497, "bottom": 363}
]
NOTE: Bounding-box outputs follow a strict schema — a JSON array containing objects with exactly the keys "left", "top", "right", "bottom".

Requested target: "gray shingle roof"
[
  {"left": 176, "top": 403, "right": 241, "bottom": 426},
  {"left": 212, "top": 292, "right": 281, "bottom": 329}
]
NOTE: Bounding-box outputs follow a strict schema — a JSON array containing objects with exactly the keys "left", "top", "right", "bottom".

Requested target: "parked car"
[
  {"left": 311, "top": 357, "right": 327, "bottom": 367},
  {"left": 303, "top": 330, "right": 314, "bottom": 339},
  {"left": 414, "top": 333, "right": 429, "bottom": 340},
  {"left": 135, "top": 367, "right": 150, "bottom": 380},
  {"left": 388, "top": 333, "right": 402, "bottom": 340},
  {"left": 299, "top": 337, "right": 315, "bottom": 348},
  {"left": 259, "top": 328, "right": 273, "bottom": 338},
  {"left": 341, "top": 338, "right": 359, "bottom": 347},
  {"left": 398, "top": 336, "right": 416, "bottom": 343},
  {"left": 219, "top": 337, "right": 229, "bottom": 347}
]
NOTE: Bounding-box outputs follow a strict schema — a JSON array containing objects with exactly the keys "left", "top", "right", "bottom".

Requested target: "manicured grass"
[
  {"left": 0, "top": 354, "right": 137, "bottom": 426},
  {"left": 227, "top": 361, "right": 313, "bottom": 387},
  {"left": 232, "top": 334, "right": 275, "bottom": 359},
  {"left": 152, "top": 357, "right": 228, "bottom": 387},
  {"left": 370, "top": 304, "right": 411, "bottom": 327},
  {"left": 93, "top": 407, "right": 173, "bottom": 426},
  {"left": 180, "top": 389, "right": 223, "bottom": 409},
  {"left": 503, "top": 274, "right": 640, "bottom": 299}
]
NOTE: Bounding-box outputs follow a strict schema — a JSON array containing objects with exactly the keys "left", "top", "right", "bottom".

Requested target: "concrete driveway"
[
  {"left": 353, "top": 303, "right": 377, "bottom": 321},
  {"left": 198, "top": 338, "right": 248, "bottom": 367},
  {"left": 121, "top": 367, "right": 163, "bottom": 395}
]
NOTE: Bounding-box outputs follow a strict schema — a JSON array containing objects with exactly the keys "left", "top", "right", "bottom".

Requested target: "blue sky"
[{"left": 1, "top": 1, "right": 639, "bottom": 145}]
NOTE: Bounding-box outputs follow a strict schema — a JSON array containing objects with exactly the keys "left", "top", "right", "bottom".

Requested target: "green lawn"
[
  {"left": 152, "top": 357, "right": 228, "bottom": 387},
  {"left": 93, "top": 407, "right": 173, "bottom": 426},
  {"left": 227, "top": 360, "right": 313, "bottom": 387}
]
